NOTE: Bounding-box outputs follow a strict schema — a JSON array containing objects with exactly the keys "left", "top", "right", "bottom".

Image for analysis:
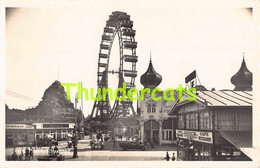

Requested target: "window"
[
  {"left": 236, "top": 111, "right": 252, "bottom": 130},
  {"left": 147, "top": 104, "right": 151, "bottom": 113},
  {"left": 152, "top": 105, "right": 156, "bottom": 113},
  {"left": 162, "top": 131, "right": 165, "bottom": 140},
  {"left": 169, "top": 131, "right": 172, "bottom": 141},
  {"left": 147, "top": 104, "right": 156, "bottom": 113},
  {"left": 200, "top": 111, "right": 212, "bottom": 130},
  {"left": 186, "top": 113, "right": 198, "bottom": 129},
  {"left": 162, "top": 130, "right": 173, "bottom": 141},
  {"left": 216, "top": 111, "right": 251, "bottom": 131},
  {"left": 178, "top": 114, "right": 185, "bottom": 129}
]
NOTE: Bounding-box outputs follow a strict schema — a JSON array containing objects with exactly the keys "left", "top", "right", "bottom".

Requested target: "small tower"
[
  {"left": 140, "top": 57, "right": 162, "bottom": 89},
  {"left": 231, "top": 55, "right": 252, "bottom": 91}
]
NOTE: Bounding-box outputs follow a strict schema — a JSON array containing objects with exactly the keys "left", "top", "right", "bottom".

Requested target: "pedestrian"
[
  {"left": 11, "top": 151, "right": 18, "bottom": 161},
  {"left": 54, "top": 145, "right": 59, "bottom": 156},
  {"left": 39, "top": 138, "right": 42, "bottom": 148},
  {"left": 144, "top": 141, "right": 149, "bottom": 150},
  {"left": 150, "top": 140, "right": 154, "bottom": 149},
  {"left": 67, "top": 139, "right": 72, "bottom": 148},
  {"left": 19, "top": 154, "right": 22, "bottom": 161},
  {"left": 25, "top": 147, "right": 29, "bottom": 160},
  {"left": 164, "top": 151, "right": 170, "bottom": 161},
  {"left": 171, "top": 153, "right": 176, "bottom": 161},
  {"left": 20, "top": 148, "right": 24, "bottom": 160},
  {"left": 48, "top": 145, "right": 53, "bottom": 156},
  {"left": 37, "top": 138, "right": 40, "bottom": 148},
  {"left": 30, "top": 147, "right": 34, "bottom": 160},
  {"left": 113, "top": 138, "right": 116, "bottom": 148}
]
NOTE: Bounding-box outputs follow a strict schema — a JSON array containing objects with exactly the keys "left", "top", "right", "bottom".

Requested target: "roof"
[
  {"left": 195, "top": 90, "right": 252, "bottom": 106},
  {"left": 231, "top": 57, "right": 252, "bottom": 91},
  {"left": 169, "top": 90, "right": 252, "bottom": 115},
  {"left": 140, "top": 59, "right": 162, "bottom": 88},
  {"left": 219, "top": 131, "right": 252, "bottom": 148}
]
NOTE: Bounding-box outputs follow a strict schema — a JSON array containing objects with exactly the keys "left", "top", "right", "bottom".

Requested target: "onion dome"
[
  {"left": 195, "top": 85, "right": 207, "bottom": 91},
  {"left": 231, "top": 56, "right": 252, "bottom": 91},
  {"left": 140, "top": 58, "right": 162, "bottom": 89}
]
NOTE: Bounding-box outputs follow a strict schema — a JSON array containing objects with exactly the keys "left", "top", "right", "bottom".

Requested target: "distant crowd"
[{"left": 8, "top": 147, "right": 34, "bottom": 161}]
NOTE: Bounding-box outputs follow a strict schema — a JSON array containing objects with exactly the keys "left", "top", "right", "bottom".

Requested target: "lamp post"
[
  {"left": 73, "top": 92, "right": 79, "bottom": 158},
  {"left": 73, "top": 112, "right": 78, "bottom": 158},
  {"left": 21, "top": 132, "right": 24, "bottom": 149},
  {"left": 34, "top": 126, "right": 37, "bottom": 150},
  {"left": 13, "top": 137, "right": 17, "bottom": 153}
]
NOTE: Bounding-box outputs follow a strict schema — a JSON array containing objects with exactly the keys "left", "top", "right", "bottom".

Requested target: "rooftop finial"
[
  {"left": 243, "top": 52, "right": 245, "bottom": 62},
  {"left": 150, "top": 51, "right": 152, "bottom": 63}
]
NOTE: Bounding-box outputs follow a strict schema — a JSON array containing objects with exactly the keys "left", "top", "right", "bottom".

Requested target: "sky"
[{"left": 5, "top": 4, "right": 256, "bottom": 117}]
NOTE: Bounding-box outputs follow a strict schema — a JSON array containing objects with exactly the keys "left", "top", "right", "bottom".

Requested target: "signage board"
[
  {"left": 6, "top": 124, "right": 34, "bottom": 130},
  {"left": 176, "top": 129, "right": 213, "bottom": 144},
  {"left": 185, "top": 70, "right": 196, "bottom": 83}
]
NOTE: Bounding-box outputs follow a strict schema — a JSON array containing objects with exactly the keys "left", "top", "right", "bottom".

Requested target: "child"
[{"left": 172, "top": 153, "right": 176, "bottom": 161}]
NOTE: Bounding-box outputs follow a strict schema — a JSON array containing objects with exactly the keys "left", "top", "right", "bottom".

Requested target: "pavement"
[{"left": 6, "top": 137, "right": 177, "bottom": 161}]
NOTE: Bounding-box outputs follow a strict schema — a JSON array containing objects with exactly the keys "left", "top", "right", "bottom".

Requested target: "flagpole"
[
  {"left": 81, "top": 82, "right": 83, "bottom": 140},
  {"left": 81, "top": 82, "right": 83, "bottom": 112},
  {"left": 75, "top": 92, "right": 77, "bottom": 109}
]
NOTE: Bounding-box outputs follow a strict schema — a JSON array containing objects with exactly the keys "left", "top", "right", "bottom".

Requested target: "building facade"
[
  {"left": 6, "top": 124, "right": 36, "bottom": 147},
  {"left": 33, "top": 122, "right": 75, "bottom": 140},
  {"left": 138, "top": 58, "right": 177, "bottom": 145},
  {"left": 169, "top": 58, "right": 253, "bottom": 161},
  {"left": 6, "top": 122, "right": 75, "bottom": 147}
]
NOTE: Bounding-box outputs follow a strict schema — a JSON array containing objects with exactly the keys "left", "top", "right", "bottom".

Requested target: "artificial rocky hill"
[{"left": 6, "top": 80, "right": 83, "bottom": 123}]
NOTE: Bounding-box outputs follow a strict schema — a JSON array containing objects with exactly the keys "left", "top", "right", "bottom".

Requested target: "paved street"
[{"left": 6, "top": 138, "right": 177, "bottom": 161}]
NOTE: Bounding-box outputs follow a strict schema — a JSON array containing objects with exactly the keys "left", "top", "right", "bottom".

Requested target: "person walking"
[
  {"left": 54, "top": 145, "right": 59, "bottom": 156},
  {"left": 113, "top": 138, "right": 116, "bottom": 148},
  {"left": 171, "top": 153, "right": 176, "bottom": 161},
  {"left": 165, "top": 151, "right": 170, "bottom": 161},
  {"left": 20, "top": 148, "right": 24, "bottom": 160},
  {"left": 25, "top": 147, "right": 29, "bottom": 160},
  {"left": 30, "top": 147, "right": 34, "bottom": 160},
  {"left": 48, "top": 145, "right": 53, "bottom": 156}
]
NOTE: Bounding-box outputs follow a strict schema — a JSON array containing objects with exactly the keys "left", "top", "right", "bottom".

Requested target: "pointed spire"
[
  {"left": 150, "top": 51, "right": 152, "bottom": 63},
  {"left": 243, "top": 52, "right": 245, "bottom": 62}
]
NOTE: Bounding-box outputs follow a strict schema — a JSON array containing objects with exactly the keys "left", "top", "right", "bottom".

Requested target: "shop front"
[
  {"left": 176, "top": 129, "right": 252, "bottom": 161},
  {"left": 33, "top": 122, "right": 75, "bottom": 141},
  {"left": 6, "top": 124, "right": 36, "bottom": 148},
  {"left": 176, "top": 129, "right": 214, "bottom": 161}
]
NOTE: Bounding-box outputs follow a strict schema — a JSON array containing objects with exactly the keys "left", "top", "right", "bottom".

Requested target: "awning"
[
  {"left": 219, "top": 131, "right": 252, "bottom": 148},
  {"left": 219, "top": 131, "right": 253, "bottom": 160},
  {"left": 240, "top": 147, "right": 256, "bottom": 161}
]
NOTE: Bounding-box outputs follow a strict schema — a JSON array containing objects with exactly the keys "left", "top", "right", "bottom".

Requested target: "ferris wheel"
[{"left": 90, "top": 11, "right": 138, "bottom": 123}]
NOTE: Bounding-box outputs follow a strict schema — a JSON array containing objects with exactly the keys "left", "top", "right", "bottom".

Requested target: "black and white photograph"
[{"left": 1, "top": 0, "right": 260, "bottom": 167}]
